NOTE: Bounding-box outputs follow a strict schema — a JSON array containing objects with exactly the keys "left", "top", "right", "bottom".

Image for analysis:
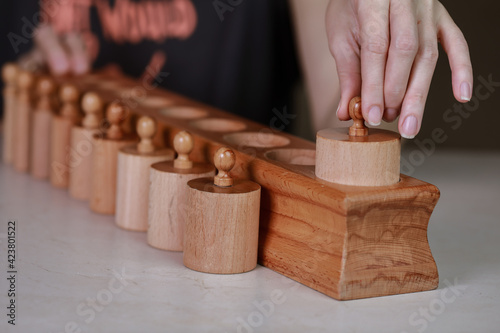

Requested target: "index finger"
[{"left": 358, "top": 0, "right": 390, "bottom": 126}]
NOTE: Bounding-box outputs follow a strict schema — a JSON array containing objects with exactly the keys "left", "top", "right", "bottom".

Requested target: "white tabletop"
[{"left": 1, "top": 149, "right": 499, "bottom": 333}]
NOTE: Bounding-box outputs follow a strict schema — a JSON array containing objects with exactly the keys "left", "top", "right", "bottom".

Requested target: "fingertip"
[
  {"left": 383, "top": 108, "right": 399, "bottom": 122},
  {"left": 366, "top": 105, "right": 382, "bottom": 126},
  {"left": 458, "top": 81, "right": 472, "bottom": 102},
  {"left": 399, "top": 114, "right": 419, "bottom": 139},
  {"left": 73, "top": 58, "right": 90, "bottom": 75},
  {"left": 49, "top": 54, "right": 70, "bottom": 76}
]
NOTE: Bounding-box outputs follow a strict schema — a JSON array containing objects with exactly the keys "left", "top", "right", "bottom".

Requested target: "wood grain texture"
[
  {"left": 68, "top": 127, "right": 100, "bottom": 200},
  {"left": 89, "top": 136, "right": 137, "bottom": 214},
  {"left": 184, "top": 178, "right": 261, "bottom": 274},
  {"left": 50, "top": 116, "right": 74, "bottom": 188},
  {"left": 316, "top": 128, "right": 401, "bottom": 186},
  {"left": 115, "top": 147, "right": 174, "bottom": 231},
  {"left": 30, "top": 111, "right": 52, "bottom": 179},
  {"left": 148, "top": 161, "right": 215, "bottom": 251},
  {"left": 55, "top": 72, "right": 441, "bottom": 300}
]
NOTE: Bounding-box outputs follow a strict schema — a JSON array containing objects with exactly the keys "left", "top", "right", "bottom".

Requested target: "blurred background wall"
[{"left": 0, "top": 0, "right": 498, "bottom": 149}]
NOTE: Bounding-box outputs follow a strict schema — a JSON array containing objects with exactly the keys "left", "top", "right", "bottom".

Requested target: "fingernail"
[
  {"left": 460, "top": 82, "right": 471, "bottom": 101},
  {"left": 51, "top": 54, "right": 69, "bottom": 75},
  {"left": 385, "top": 108, "right": 398, "bottom": 122},
  {"left": 368, "top": 106, "right": 381, "bottom": 126},
  {"left": 401, "top": 115, "right": 418, "bottom": 139},
  {"left": 73, "top": 59, "right": 89, "bottom": 75},
  {"left": 336, "top": 103, "right": 341, "bottom": 116}
]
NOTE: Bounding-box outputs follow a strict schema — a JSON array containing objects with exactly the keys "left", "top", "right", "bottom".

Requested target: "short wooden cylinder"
[
  {"left": 183, "top": 178, "right": 261, "bottom": 274},
  {"left": 13, "top": 101, "right": 31, "bottom": 173},
  {"left": 69, "top": 127, "right": 100, "bottom": 200},
  {"left": 30, "top": 111, "right": 52, "bottom": 179},
  {"left": 315, "top": 128, "right": 401, "bottom": 186},
  {"left": 89, "top": 136, "right": 137, "bottom": 215},
  {"left": 115, "top": 147, "right": 175, "bottom": 231},
  {"left": 50, "top": 116, "right": 74, "bottom": 188},
  {"left": 147, "top": 162, "right": 215, "bottom": 251}
]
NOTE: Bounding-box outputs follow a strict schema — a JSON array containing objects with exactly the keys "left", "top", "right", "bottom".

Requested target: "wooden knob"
[
  {"left": 136, "top": 116, "right": 156, "bottom": 153},
  {"left": 81, "top": 92, "right": 103, "bottom": 130},
  {"left": 349, "top": 96, "right": 368, "bottom": 137},
  {"left": 60, "top": 84, "right": 80, "bottom": 122},
  {"left": 2, "top": 63, "right": 18, "bottom": 84},
  {"left": 214, "top": 147, "right": 235, "bottom": 187},
  {"left": 106, "top": 101, "right": 127, "bottom": 140},
  {"left": 17, "top": 70, "right": 34, "bottom": 90},
  {"left": 173, "top": 131, "right": 194, "bottom": 169},
  {"left": 60, "top": 84, "right": 79, "bottom": 104},
  {"left": 37, "top": 76, "right": 56, "bottom": 96}
]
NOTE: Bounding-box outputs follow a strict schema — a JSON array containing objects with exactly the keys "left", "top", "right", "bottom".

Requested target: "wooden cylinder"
[
  {"left": 2, "top": 63, "right": 17, "bottom": 164},
  {"left": 2, "top": 90, "right": 16, "bottom": 164},
  {"left": 315, "top": 128, "right": 401, "bottom": 186},
  {"left": 89, "top": 136, "right": 137, "bottom": 215},
  {"left": 148, "top": 162, "right": 215, "bottom": 251},
  {"left": 115, "top": 147, "right": 174, "bottom": 231},
  {"left": 13, "top": 98, "right": 32, "bottom": 173},
  {"left": 68, "top": 127, "right": 100, "bottom": 200},
  {"left": 183, "top": 178, "right": 261, "bottom": 274},
  {"left": 30, "top": 111, "right": 52, "bottom": 179},
  {"left": 50, "top": 116, "right": 74, "bottom": 188}
]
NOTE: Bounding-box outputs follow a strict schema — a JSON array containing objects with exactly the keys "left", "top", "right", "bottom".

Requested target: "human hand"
[
  {"left": 19, "top": 25, "right": 90, "bottom": 76},
  {"left": 326, "top": 0, "right": 473, "bottom": 138}
]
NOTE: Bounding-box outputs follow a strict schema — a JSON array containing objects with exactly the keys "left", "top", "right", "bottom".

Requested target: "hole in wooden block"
[
  {"left": 160, "top": 106, "right": 208, "bottom": 120},
  {"left": 265, "top": 148, "right": 316, "bottom": 166},
  {"left": 190, "top": 118, "right": 247, "bottom": 132},
  {"left": 138, "top": 96, "right": 174, "bottom": 108},
  {"left": 224, "top": 132, "right": 290, "bottom": 148}
]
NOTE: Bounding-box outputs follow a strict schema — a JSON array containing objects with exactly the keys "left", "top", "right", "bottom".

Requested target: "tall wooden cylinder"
[
  {"left": 89, "top": 136, "right": 137, "bottom": 215},
  {"left": 50, "top": 116, "right": 74, "bottom": 188},
  {"left": 148, "top": 162, "right": 214, "bottom": 251},
  {"left": 13, "top": 70, "right": 34, "bottom": 173},
  {"left": 115, "top": 147, "right": 174, "bottom": 231},
  {"left": 68, "top": 127, "right": 100, "bottom": 200},
  {"left": 30, "top": 111, "right": 52, "bottom": 179},
  {"left": 183, "top": 178, "right": 261, "bottom": 274},
  {"left": 2, "top": 63, "right": 18, "bottom": 165},
  {"left": 13, "top": 96, "right": 32, "bottom": 173}
]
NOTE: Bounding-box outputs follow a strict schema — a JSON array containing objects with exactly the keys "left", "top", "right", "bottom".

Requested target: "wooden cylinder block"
[
  {"left": 148, "top": 162, "right": 215, "bottom": 251},
  {"left": 315, "top": 128, "right": 401, "bottom": 186},
  {"left": 30, "top": 111, "right": 52, "bottom": 179},
  {"left": 69, "top": 127, "right": 100, "bottom": 200},
  {"left": 13, "top": 70, "right": 34, "bottom": 173},
  {"left": 2, "top": 63, "right": 18, "bottom": 164},
  {"left": 50, "top": 116, "right": 74, "bottom": 188},
  {"left": 89, "top": 136, "right": 137, "bottom": 214},
  {"left": 115, "top": 147, "right": 174, "bottom": 231},
  {"left": 13, "top": 98, "right": 32, "bottom": 173},
  {"left": 183, "top": 178, "right": 261, "bottom": 274}
]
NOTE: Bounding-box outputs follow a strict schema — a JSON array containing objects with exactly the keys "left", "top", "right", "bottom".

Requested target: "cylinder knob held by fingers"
[
  {"left": 214, "top": 147, "right": 235, "bottom": 187},
  {"left": 106, "top": 102, "right": 127, "bottom": 140},
  {"left": 349, "top": 96, "right": 368, "bottom": 137},
  {"left": 173, "top": 131, "right": 194, "bottom": 169},
  {"left": 136, "top": 116, "right": 156, "bottom": 154}
]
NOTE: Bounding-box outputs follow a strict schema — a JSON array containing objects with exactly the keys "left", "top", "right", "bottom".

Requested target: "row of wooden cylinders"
[{"left": 1, "top": 64, "right": 261, "bottom": 274}]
